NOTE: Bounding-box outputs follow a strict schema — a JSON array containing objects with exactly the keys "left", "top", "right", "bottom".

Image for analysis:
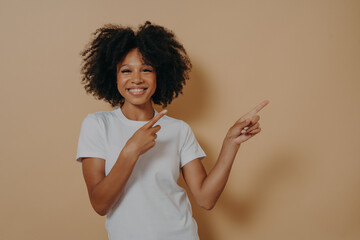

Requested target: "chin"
[{"left": 127, "top": 99, "right": 153, "bottom": 107}]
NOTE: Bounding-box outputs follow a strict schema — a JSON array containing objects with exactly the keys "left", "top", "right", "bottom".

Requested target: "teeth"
[{"left": 128, "top": 88, "right": 145, "bottom": 92}]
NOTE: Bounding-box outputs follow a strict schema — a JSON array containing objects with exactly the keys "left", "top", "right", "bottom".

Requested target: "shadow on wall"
[
  {"left": 217, "top": 149, "right": 303, "bottom": 225},
  {"left": 187, "top": 143, "right": 303, "bottom": 239},
  {"left": 171, "top": 62, "right": 305, "bottom": 239},
  {"left": 156, "top": 62, "right": 211, "bottom": 122}
]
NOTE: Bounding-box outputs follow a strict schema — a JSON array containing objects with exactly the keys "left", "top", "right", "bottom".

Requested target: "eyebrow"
[{"left": 119, "top": 64, "right": 152, "bottom": 68}]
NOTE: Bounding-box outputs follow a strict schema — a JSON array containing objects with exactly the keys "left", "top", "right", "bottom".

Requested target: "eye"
[
  {"left": 121, "top": 69, "right": 131, "bottom": 73},
  {"left": 142, "top": 67, "right": 153, "bottom": 72}
]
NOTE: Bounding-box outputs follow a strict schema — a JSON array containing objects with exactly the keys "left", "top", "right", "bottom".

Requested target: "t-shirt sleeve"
[
  {"left": 75, "top": 113, "right": 107, "bottom": 163},
  {"left": 179, "top": 121, "right": 207, "bottom": 168}
]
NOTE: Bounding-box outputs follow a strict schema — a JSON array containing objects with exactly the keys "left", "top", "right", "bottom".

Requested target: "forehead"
[{"left": 119, "top": 48, "right": 145, "bottom": 66}]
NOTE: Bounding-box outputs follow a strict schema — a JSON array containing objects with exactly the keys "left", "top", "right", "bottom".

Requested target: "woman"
[{"left": 76, "top": 21, "right": 269, "bottom": 239}]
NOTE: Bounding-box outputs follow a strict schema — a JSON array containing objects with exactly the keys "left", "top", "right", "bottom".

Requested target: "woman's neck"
[{"left": 121, "top": 101, "right": 154, "bottom": 121}]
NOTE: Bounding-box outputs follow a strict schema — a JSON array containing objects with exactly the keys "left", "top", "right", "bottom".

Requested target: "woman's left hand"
[{"left": 225, "top": 100, "right": 269, "bottom": 145}]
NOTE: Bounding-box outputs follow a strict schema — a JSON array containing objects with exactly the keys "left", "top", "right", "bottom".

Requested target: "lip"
[
  {"left": 127, "top": 88, "right": 148, "bottom": 96},
  {"left": 126, "top": 87, "right": 148, "bottom": 90}
]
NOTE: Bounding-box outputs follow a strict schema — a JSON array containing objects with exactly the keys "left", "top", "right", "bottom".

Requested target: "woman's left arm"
[{"left": 181, "top": 100, "right": 269, "bottom": 210}]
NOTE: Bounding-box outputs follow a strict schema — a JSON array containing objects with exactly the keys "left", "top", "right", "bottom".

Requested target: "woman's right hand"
[{"left": 123, "top": 109, "right": 168, "bottom": 158}]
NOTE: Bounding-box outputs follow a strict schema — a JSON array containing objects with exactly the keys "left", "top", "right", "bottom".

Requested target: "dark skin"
[
  {"left": 181, "top": 100, "right": 269, "bottom": 209},
  {"left": 82, "top": 110, "right": 167, "bottom": 216},
  {"left": 81, "top": 48, "right": 270, "bottom": 215}
]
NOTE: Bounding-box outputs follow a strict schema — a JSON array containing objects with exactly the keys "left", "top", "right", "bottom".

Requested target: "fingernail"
[{"left": 241, "top": 130, "right": 246, "bottom": 134}]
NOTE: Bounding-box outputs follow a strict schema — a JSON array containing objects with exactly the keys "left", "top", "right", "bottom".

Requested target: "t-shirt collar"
[{"left": 115, "top": 107, "right": 159, "bottom": 127}]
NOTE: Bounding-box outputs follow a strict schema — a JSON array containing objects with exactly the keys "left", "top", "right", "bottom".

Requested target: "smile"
[{"left": 127, "top": 88, "right": 147, "bottom": 96}]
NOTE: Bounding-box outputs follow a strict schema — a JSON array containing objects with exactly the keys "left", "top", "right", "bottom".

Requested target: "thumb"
[{"left": 239, "top": 119, "right": 251, "bottom": 134}]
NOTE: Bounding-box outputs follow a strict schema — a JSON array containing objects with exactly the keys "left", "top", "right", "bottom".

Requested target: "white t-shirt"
[{"left": 76, "top": 107, "right": 206, "bottom": 240}]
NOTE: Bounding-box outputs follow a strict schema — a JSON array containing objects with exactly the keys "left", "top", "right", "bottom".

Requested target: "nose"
[{"left": 132, "top": 71, "right": 143, "bottom": 84}]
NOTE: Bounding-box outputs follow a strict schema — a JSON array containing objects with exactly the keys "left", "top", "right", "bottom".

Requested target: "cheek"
[
  {"left": 153, "top": 77, "right": 157, "bottom": 89},
  {"left": 116, "top": 78, "right": 126, "bottom": 95},
  {"left": 150, "top": 77, "right": 157, "bottom": 94},
  {"left": 150, "top": 74, "right": 157, "bottom": 87}
]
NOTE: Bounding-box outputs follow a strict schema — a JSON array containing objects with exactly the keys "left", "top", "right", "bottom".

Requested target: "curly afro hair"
[{"left": 80, "top": 21, "right": 192, "bottom": 108}]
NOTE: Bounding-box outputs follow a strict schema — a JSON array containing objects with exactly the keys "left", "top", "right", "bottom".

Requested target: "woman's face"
[{"left": 117, "top": 48, "right": 156, "bottom": 108}]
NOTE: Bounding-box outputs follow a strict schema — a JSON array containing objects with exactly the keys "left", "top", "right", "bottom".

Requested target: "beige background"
[{"left": 1, "top": 0, "right": 359, "bottom": 239}]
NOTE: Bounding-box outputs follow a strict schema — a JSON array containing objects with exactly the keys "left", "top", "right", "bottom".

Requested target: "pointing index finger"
[
  {"left": 144, "top": 109, "right": 168, "bottom": 128},
  {"left": 237, "top": 100, "right": 270, "bottom": 123},
  {"left": 247, "top": 100, "right": 270, "bottom": 115}
]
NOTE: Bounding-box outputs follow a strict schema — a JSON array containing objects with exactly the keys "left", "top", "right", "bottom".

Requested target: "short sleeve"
[
  {"left": 75, "top": 114, "right": 107, "bottom": 163},
  {"left": 179, "top": 121, "right": 206, "bottom": 168}
]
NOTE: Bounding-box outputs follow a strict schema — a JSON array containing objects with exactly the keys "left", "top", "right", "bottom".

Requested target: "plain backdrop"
[{"left": 1, "top": 0, "right": 359, "bottom": 239}]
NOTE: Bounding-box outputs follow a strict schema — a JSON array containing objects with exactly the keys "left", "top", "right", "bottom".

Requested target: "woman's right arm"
[
  {"left": 81, "top": 109, "right": 168, "bottom": 216},
  {"left": 82, "top": 148, "right": 139, "bottom": 216}
]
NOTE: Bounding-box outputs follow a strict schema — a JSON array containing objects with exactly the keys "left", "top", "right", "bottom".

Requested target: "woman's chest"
[{"left": 104, "top": 124, "right": 182, "bottom": 177}]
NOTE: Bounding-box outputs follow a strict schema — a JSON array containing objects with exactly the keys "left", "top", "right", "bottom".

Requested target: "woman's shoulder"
[
  {"left": 161, "top": 114, "right": 192, "bottom": 130},
  {"left": 84, "top": 108, "right": 118, "bottom": 125}
]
